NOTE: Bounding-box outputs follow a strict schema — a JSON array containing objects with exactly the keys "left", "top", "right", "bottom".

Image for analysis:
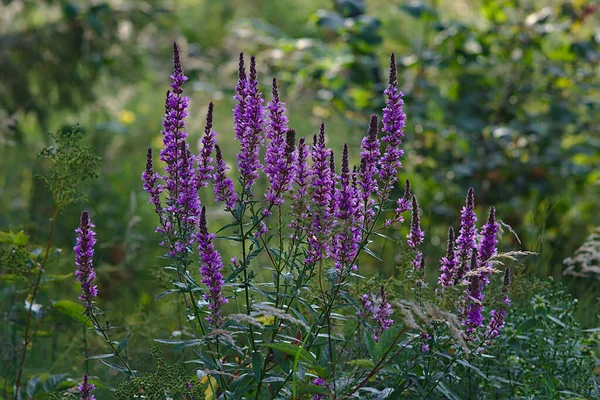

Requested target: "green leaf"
[
  {"left": 263, "top": 343, "right": 317, "bottom": 365},
  {"left": 53, "top": 299, "right": 89, "bottom": 324},
  {"left": 117, "top": 333, "right": 131, "bottom": 353},
  {"left": 86, "top": 353, "right": 115, "bottom": 360},
  {"left": 346, "top": 359, "right": 375, "bottom": 368},
  {"left": 0, "top": 231, "right": 29, "bottom": 246},
  {"left": 252, "top": 351, "right": 263, "bottom": 383},
  {"left": 546, "top": 315, "right": 567, "bottom": 328},
  {"left": 516, "top": 317, "right": 537, "bottom": 333}
]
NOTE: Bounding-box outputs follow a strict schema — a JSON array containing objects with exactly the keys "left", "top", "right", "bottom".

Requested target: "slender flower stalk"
[
  {"left": 142, "top": 148, "right": 163, "bottom": 217},
  {"left": 197, "top": 102, "right": 216, "bottom": 189},
  {"left": 359, "top": 285, "right": 394, "bottom": 343},
  {"left": 407, "top": 195, "right": 425, "bottom": 270},
  {"left": 359, "top": 115, "right": 381, "bottom": 223},
  {"left": 438, "top": 227, "right": 458, "bottom": 288},
  {"left": 478, "top": 207, "right": 499, "bottom": 285},
  {"left": 289, "top": 137, "right": 311, "bottom": 237},
  {"left": 332, "top": 144, "right": 360, "bottom": 273},
  {"left": 379, "top": 54, "right": 406, "bottom": 195},
  {"left": 265, "top": 78, "right": 294, "bottom": 205},
  {"left": 197, "top": 207, "right": 228, "bottom": 326},
  {"left": 74, "top": 211, "right": 98, "bottom": 315},
  {"left": 455, "top": 188, "right": 477, "bottom": 283},
  {"left": 213, "top": 145, "right": 237, "bottom": 210},
  {"left": 79, "top": 374, "right": 95, "bottom": 400},
  {"left": 307, "top": 124, "right": 334, "bottom": 264},
  {"left": 236, "top": 56, "right": 265, "bottom": 194}
]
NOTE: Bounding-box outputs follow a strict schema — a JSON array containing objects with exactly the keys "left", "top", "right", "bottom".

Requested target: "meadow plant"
[{"left": 66, "top": 43, "right": 527, "bottom": 398}]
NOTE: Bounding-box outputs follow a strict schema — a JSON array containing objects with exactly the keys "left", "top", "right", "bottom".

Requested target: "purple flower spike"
[
  {"left": 265, "top": 79, "right": 296, "bottom": 206},
  {"left": 79, "top": 374, "right": 96, "bottom": 400},
  {"left": 289, "top": 137, "right": 311, "bottom": 236},
  {"left": 455, "top": 188, "right": 477, "bottom": 282},
  {"left": 307, "top": 124, "right": 334, "bottom": 264},
  {"left": 478, "top": 206, "right": 499, "bottom": 285},
  {"left": 236, "top": 56, "right": 265, "bottom": 194},
  {"left": 142, "top": 148, "right": 163, "bottom": 216},
  {"left": 332, "top": 144, "right": 360, "bottom": 273},
  {"left": 74, "top": 211, "right": 98, "bottom": 314},
  {"left": 465, "top": 249, "right": 484, "bottom": 333},
  {"left": 379, "top": 54, "right": 406, "bottom": 194},
  {"left": 359, "top": 285, "right": 394, "bottom": 343},
  {"left": 359, "top": 115, "right": 381, "bottom": 222},
  {"left": 484, "top": 309, "right": 506, "bottom": 340},
  {"left": 197, "top": 103, "right": 217, "bottom": 189},
  {"left": 213, "top": 145, "right": 237, "bottom": 210},
  {"left": 197, "top": 207, "right": 228, "bottom": 326},
  {"left": 407, "top": 195, "right": 424, "bottom": 249},
  {"left": 439, "top": 227, "right": 458, "bottom": 288}
]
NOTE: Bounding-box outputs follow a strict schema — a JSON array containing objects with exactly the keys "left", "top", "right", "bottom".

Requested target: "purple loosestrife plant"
[
  {"left": 455, "top": 188, "right": 478, "bottom": 283},
  {"left": 235, "top": 55, "right": 265, "bottom": 195},
  {"left": 439, "top": 227, "right": 458, "bottom": 288},
  {"left": 197, "top": 207, "right": 228, "bottom": 326},
  {"left": 358, "top": 115, "right": 380, "bottom": 223},
  {"left": 196, "top": 103, "right": 217, "bottom": 189},
  {"left": 379, "top": 54, "right": 406, "bottom": 196},
  {"left": 79, "top": 374, "right": 95, "bottom": 400},
  {"left": 478, "top": 207, "right": 499, "bottom": 285},
  {"left": 74, "top": 210, "right": 97, "bottom": 314},
  {"left": 407, "top": 195, "right": 425, "bottom": 270},
  {"left": 307, "top": 124, "right": 334, "bottom": 264},
  {"left": 359, "top": 285, "right": 394, "bottom": 342},
  {"left": 289, "top": 137, "right": 311, "bottom": 238},
  {"left": 213, "top": 145, "right": 237, "bottom": 210}
]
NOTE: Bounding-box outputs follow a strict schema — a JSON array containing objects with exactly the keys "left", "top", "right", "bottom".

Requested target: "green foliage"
[{"left": 38, "top": 127, "right": 100, "bottom": 210}]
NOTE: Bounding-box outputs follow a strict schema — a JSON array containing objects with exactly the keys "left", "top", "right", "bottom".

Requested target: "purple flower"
[
  {"left": 312, "top": 377, "right": 327, "bottom": 400},
  {"left": 360, "top": 285, "right": 394, "bottom": 343},
  {"left": 142, "top": 148, "right": 163, "bottom": 216},
  {"left": 196, "top": 103, "right": 216, "bottom": 189},
  {"left": 407, "top": 195, "right": 424, "bottom": 249},
  {"left": 74, "top": 211, "right": 98, "bottom": 314},
  {"left": 332, "top": 144, "right": 361, "bottom": 273},
  {"left": 438, "top": 227, "right": 458, "bottom": 288},
  {"left": 265, "top": 78, "right": 295, "bottom": 205},
  {"left": 420, "top": 331, "right": 432, "bottom": 352},
  {"left": 455, "top": 188, "right": 477, "bottom": 283},
  {"left": 465, "top": 250, "right": 484, "bottom": 334},
  {"left": 235, "top": 55, "right": 265, "bottom": 194},
  {"left": 379, "top": 54, "right": 406, "bottom": 194},
  {"left": 484, "top": 309, "right": 506, "bottom": 340},
  {"left": 213, "top": 145, "right": 237, "bottom": 210},
  {"left": 478, "top": 206, "right": 499, "bottom": 285},
  {"left": 307, "top": 124, "right": 334, "bottom": 264},
  {"left": 289, "top": 137, "right": 311, "bottom": 237},
  {"left": 385, "top": 179, "right": 411, "bottom": 227},
  {"left": 79, "top": 374, "right": 95, "bottom": 400},
  {"left": 197, "top": 207, "right": 228, "bottom": 326},
  {"left": 358, "top": 115, "right": 381, "bottom": 223}
]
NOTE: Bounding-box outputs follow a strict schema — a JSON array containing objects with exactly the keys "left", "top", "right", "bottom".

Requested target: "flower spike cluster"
[
  {"left": 439, "top": 227, "right": 458, "bottom": 288},
  {"left": 359, "top": 285, "right": 394, "bottom": 342},
  {"left": 79, "top": 374, "right": 96, "bottom": 400},
  {"left": 197, "top": 102, "right": 217, "bottom": 189},
  {"left": 213, "top": 145, "right": 237, "bottom": 209},
  {"left": 359, "top": 115, "right": 380, "bottom": 223},
  {"left": 455, "top": 188, "right": 477, "bottom": 283},
  {"left": 379, "top": 53, "right": 406, "bottom": 195},
  {"left": 74, "top": 210, "right": 98, "bottom": 314},
  {"left": 408, "top": 195, "right": 425, "bottom": 270},
  {"left": 197, "top": 207, "right": 228, "bottom": 326}
]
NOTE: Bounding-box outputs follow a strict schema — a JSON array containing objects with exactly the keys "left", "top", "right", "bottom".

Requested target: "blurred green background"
[{"left": 1, "top": 0, "right": 600, "bottom": 386}]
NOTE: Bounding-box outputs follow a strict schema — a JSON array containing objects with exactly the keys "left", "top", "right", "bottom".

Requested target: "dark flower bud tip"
[
  {"left": 205, "top": 102, "right": 214, "bottom": 135},
  {"left": 368, "top": 114, "right": 378, "bottom": 141},
  {"left": 389, "top": 53, "right": 397, "bottom": 87}
]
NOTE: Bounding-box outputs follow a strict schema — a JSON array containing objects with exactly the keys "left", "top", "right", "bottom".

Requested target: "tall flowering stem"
[
  {"left": 359, "top": 285, "right": 394, "bottom": 342},
  {"left": 79, "top": 374, "right": 96, "bottom": 400},
  {"left": 235, "top": 55, "right": 265, "bottom": 195},
  {"left": 74, "top": 211, "right": 98, "bottom": 315},
  {"left": 465, "top": 249, "right": 483, "bottom": 335},
  {"left": 478, "top": 207, "right": 499, "bottom": 285},
  {"left": 379, "top": 54, "right": 406, "bottom": 197},
  {"left": 455, "top": 188, "right": 477, "bottom": 283},
  {"left": 289, "top": 137, "right": 311, "bottom": 238},
  {"left": 197, "top": 207, "right": 228, "bottom": 326},
  {"left": 213, "top": 145, "right": 237, "bottom": 209},
  {"left": 485, "top": 268, "right": 511, "bottom": 340},
  {"left": 439, "top": 227, "right": 458, "bottom": 288},
  {"left": 358, "top": 115, "right": 380, "bottom": 224},
  {"left": 332, "top": 144, "right": 361, "bottom": 275},
  {"left": 407, "top": 195, "right": 425, "bottom": 271},
  {"left": 307, "top": 124, "right": 334, "bottom": 264},
  {"left": 265, "top": 78, "right": 295, "bottom": 205},
  {"left": 196, "top": 102, "right": 216, "bottom": 189}
]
